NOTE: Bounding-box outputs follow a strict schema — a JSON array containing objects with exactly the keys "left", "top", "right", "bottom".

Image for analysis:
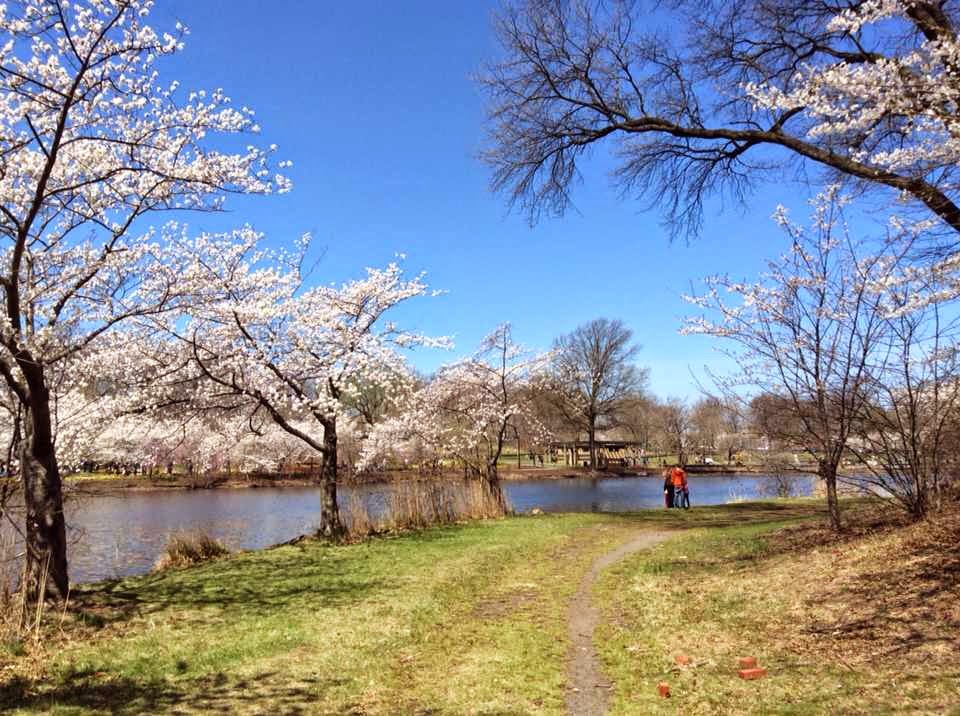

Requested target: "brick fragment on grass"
[
  {"left": 675, "top": 654, "right": 691, "bottom": 666},
  {"left": 657, "top": 682, "right": 671, "bottom": 697},
  {"left": 738, "top": 667, "right": 768, "bottom": 680},
  {"left": 738, "top": 656, "right": 758, "bottom": 669}
]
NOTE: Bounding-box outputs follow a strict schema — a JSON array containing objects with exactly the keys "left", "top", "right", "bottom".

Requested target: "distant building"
[{"left": 547, "top": 440, "right": 647, "bottom": 467}]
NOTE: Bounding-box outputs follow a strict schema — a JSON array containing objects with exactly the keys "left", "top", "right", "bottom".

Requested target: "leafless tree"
[
  {"left": 748, "top": 393, "right": 805, "bottom": 455},
  {"left": 659, "top": 398, "right": 692, "bottom": 466},
  {"left": 481, "top": 0, "right": 960, "bottom": 241},
  {"left": 755, "top": 457, "right": 807, "bottom": 499},
  {"left": 545, "top": 318, "right": 647, "bottom": 468},
  {"left": 717, "top": 399, "right": 749, "bottom": 465},
  {"left": 617, "top": 394, "right": 661, "bottom": 461},
  {"left": 851, "top": 296, "right": 960, "bottom": 518},
  {"left": 690, "top": 396, "right": 726, "bottom": 461}
]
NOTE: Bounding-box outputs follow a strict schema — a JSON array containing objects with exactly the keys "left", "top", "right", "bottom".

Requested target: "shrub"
[{"left": 154, "top": 532, "right": 229, "bottom": 572}]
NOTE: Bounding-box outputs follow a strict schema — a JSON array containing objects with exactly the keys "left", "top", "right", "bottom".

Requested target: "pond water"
[{"left": 21, "top": 473, "right": 814, "bottom": 585}]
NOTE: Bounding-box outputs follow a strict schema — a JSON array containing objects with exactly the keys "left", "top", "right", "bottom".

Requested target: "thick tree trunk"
[
  {"left": 316, "top": 419, "right": 345, "bottom": 540},
  {"left": 21, "top": 395, "right": 68, "bottom": 600},
  {"left": 822, "top": 462, "right": 842, "bottom": 531}
]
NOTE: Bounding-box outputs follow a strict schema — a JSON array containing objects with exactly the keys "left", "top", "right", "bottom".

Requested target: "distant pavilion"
[{"left": 547, "top": 440, "right": 651, "bottom": 468}]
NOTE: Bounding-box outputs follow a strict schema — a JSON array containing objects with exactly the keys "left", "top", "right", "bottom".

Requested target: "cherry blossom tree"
[
  {"left": 82, "top": 407, "right": 337, "bottom": 479},
  {"left": 0, "top": 0, "right": 287, "bottom": 598},
  {"left": 683, "top": 192, "right": 897, "bottom": 529},
  {"left": 359, "top": 324, "right": 550, "bottom": 508},
  {"left": 182, "top": 240, "right": 442, "bottom": 539},
  {"left": 482, "top": 0, "right": 960, "bottom": 241}
]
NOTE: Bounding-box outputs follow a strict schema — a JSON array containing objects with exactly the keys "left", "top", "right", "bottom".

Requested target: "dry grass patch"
[
  {"left": 341, "top": 477, "right": 508, "bottom": 539},
  {"left": 785, "top": 503, "right": 960, "bottom": 667},
  {"left": 596, "top": 499, "right": 960, "bottom": 714},
  {"left": 153, "top": 532, "right": 229, "bottom": 572},
  {"left": 472, "top": 585, "right": 540, "bottom": 620}
]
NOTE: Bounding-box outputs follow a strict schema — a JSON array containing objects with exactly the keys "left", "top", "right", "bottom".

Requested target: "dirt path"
[{"left": 565, "top": 531, "right": 669, "bottom": 716}]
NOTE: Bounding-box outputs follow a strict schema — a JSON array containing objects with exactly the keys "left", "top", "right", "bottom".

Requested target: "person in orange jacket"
[{"left": 671, "top": 465, "right": 689, "bottom": 509}]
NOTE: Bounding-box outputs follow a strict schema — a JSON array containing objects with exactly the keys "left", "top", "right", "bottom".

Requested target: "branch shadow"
[
  {"left": 0, "top": 669, "right": 359, "bottom": 714},
  {"left": 67, "top": 542, "right": 396, "bottom": 631},
  {"left": 801, "top": 508, "right": 960, "bottom": 663}
]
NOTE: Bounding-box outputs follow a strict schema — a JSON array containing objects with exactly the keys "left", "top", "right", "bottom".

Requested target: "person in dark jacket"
[{"left": 662, "top": 468, "right": 675, "bottom": 508}]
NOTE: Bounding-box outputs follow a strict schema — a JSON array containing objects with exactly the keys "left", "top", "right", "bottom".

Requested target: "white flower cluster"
[
  {"left": 358, "top": 324, "right": 552, "bottom": 476},
  {"left": 743, "top": 1, "right": 960, "bottom": 184}
]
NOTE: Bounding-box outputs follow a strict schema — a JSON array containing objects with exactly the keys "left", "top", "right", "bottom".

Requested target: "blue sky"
[{"left": 157, "top": 0, "right": 878, "bottom": 400}]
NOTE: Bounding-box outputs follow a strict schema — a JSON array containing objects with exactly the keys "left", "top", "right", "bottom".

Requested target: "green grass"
[
  {"left": 3, "top": 513, "right": 645, "bottom": 714},
  {"left": 4, "top": 498, "right": 952, "bottom": 714}
]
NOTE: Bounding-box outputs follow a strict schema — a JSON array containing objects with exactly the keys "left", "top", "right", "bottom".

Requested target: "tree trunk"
[
  {"left": 21, "top": 394, "right": 68, "bottom": 600},
  {"left": 822, "top": 462, "right": 842, "bottom": 531},
  {"left": 316, "top": 419, "right": 345, "bottom": 540},
  {"left": 482, "top": 464, "right": 507, "bottom": 513},
  {"left": 587, "top": 423, "right": 597, "bottom": 470}
]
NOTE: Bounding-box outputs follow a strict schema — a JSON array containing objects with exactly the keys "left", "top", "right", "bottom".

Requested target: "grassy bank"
[
  {"left": 2, "top": 513, "right": 646, "bottom": 714},
  {"left": 595, "top": 502, "right": 960, "bottom": 714},
  {"left": 1, "top": 499, "right": 956, "bottom": 714}
]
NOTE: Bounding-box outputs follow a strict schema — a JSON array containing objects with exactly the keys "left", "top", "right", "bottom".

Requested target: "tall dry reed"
[
  {"left": 153, "top": 531, "right": 229, "bottom": 572},
  {"left": 342, "top": 477, "right": 508, "bottom": 538},
  {"left": 0, "top": 546, "right": 70, "bottom": 663}
]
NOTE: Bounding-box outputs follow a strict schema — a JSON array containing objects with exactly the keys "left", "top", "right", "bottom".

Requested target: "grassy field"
[{"left": 1, "top": 499, "right": 956, "bottom": 714}]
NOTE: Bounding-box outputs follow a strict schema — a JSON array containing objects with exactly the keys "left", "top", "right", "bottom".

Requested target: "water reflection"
[{"left": 10, "top": 473, "right": 814, "bottom": 584}]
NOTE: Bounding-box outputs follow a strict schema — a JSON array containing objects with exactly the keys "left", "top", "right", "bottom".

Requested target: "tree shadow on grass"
[
  {"left": 69, "top": 544, "right": 396, "bottom": 628},
  {"left": 1, "top": 669, "right": 359, "bottom": 715},
  {"left": 614, "top": 499, "right": 829, "bottom": 530},
  {"left": 63, "top": 519, "right": 520, "bottom": 638},
  {"left": 802, "top": 507, "right": 960, "bottom": 664}
]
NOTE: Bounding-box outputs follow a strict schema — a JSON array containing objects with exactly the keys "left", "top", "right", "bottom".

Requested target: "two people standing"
[{"left": 662, "top": 465, "right": 690, "bottom": 509}]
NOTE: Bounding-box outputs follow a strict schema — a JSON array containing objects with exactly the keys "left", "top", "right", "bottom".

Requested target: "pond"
[{"left": 16, "top": 473, "right": 814, "bottom": 585}]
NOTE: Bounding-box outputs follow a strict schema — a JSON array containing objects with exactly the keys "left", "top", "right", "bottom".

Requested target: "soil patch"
[{"left": 472, "top": 588, "right": 538, "bottom": 620}]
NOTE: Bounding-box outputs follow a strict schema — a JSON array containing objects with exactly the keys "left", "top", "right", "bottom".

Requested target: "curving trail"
[{"left": 565, "top": 531, "right": 669, "bottom": 716}]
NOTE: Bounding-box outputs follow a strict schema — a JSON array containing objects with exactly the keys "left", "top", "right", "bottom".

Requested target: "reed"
[
  {"left": 153, "top": 531, "right": 229, "bottom": 572},
  {"left": 342, "top": 477, "right": 508, "bottom": 538}
]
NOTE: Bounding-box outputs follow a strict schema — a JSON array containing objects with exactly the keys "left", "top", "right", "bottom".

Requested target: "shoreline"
[{"left": 63, "top": 465, "right": 814, "bottom": 495}]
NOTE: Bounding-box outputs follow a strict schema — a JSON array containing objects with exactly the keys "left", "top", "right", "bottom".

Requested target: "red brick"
[
  {"left": 737, "top": 656, "right": 758, "bottom": 669},
  {"left": 657, "top": 682, "right": 671, "bottom": 698},
  {"left": 675, "top": 654, "right": 691, "bottom": 666},
  {"left": 738, "top": 667, "right": 768, "bottom": 680}
]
